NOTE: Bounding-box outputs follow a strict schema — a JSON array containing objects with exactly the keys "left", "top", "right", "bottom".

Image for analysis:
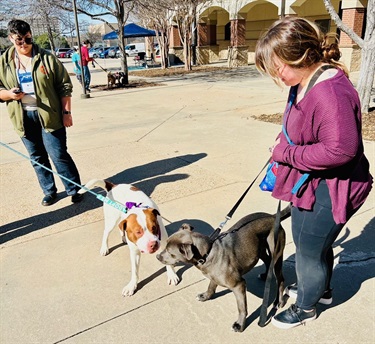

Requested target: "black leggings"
[{"left": 291, "top": 180, "right": 358, "bottom": 309}]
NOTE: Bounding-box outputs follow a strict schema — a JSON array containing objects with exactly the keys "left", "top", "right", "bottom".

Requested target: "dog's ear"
[
  {"left": 152, "top": 208, "right": 160, "bottom": 217},
  {"left": 118, "top": 219, "right": 127, "bottom": 233},
  {"left": 179, "top": 243, "right": 194, "bottom": 260},
  {"left": 180, "top": 223, "right": 194, "bottom": 232}
]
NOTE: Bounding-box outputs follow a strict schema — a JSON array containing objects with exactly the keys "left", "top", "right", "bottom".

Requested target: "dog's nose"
[{"left": 148, "top": 241, "right": 159, "bottom": 253}]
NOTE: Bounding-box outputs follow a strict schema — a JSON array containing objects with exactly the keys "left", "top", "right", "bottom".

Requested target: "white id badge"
[{"left": 18, "top": 71, "right": 35, "bottom": 94}]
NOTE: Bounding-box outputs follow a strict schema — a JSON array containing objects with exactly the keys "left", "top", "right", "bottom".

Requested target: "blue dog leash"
[
  {"left": 0, "top": 140, "right": 129, "bottom": 214},
  {"left": 282, "top": 65, "right": 336, "bottom": 195},
  {"left": 282, "top": 87, "right": 310, "bottom": 195}
]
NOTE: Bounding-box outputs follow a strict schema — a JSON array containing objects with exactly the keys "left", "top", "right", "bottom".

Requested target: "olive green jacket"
[{"left": 0, "top": 44, "right": 73, "bottom": 137}]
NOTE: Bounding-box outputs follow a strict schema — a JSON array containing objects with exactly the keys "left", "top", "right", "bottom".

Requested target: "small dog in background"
[
  {"left": 107, "top": 71, "right": 126, "bottom": 89},
  {"left": 107, "top": 71, "right": 116, "bottom": 88}
]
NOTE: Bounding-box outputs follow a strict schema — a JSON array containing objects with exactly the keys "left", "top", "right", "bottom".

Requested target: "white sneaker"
[{"left": 286, "top": 283, "right": 332, "bottom": 305}]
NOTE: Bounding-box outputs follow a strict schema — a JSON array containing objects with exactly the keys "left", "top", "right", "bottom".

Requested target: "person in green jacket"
[{"left": 0, "top": 19, "right": 83, "bottom": 206}]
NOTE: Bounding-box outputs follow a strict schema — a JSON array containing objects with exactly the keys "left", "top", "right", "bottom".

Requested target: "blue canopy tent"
[{"left": 102, "top": 23, "right": 156, "bottom": 40}]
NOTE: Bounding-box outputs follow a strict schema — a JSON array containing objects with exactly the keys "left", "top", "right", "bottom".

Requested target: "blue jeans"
[
  {"left": 291, "top": 180, "right": 359, "bottom": 309},
  {"left": 21, "top": 110, "right": 81, "bottom": 196},
  {"left": 82, "top": 66, "right": 91, "bottom": 90}
]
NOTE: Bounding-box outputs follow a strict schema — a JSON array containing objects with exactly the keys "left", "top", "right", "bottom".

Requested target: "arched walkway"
[{"left": 180, "top": 0, "right": 368, "bottom": 71}]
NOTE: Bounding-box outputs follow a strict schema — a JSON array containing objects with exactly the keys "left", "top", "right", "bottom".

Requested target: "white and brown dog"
[{"left": 79, "top": 179, "right": 179, "bottom": 296}]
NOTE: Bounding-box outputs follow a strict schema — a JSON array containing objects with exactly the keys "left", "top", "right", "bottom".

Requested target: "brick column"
[
  {"left": 198, "top": 23, "right": 208, "bottom": 46},
  {"left": 339, "top": 7, "right": 365, "bottom": 46},
  {"left": 197, "top": 22, "right": 218, "bottom": 64},
  {"left": 169, "top": 25, "right": 183, "bottom": 65},
  {"left": 230, "top": 19, "right": 246, "bottom": 47},
  {"left": 198, "top": 23, "right": 216, "bottom": 46},
  {"left": 170, "top": 26, "right": 182, "bottom": 47},
  {"left": 228, "top": 19, "right": 247, "bottom": 67}
]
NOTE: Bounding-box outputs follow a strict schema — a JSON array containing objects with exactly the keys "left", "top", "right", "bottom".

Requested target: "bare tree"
[
  {"left": 172, "top": 0, "right": 195, "bottom": 71},
  {"left": 168, "top": 0, "right": 211, "bottom": 71},
  {"left": 0, "top": 0, "right": 63, "bottom": 53},
  {"left": 36, "top": 0, "right": 63, "bottom": 52},
  {"left": 58, "top": 0, "right": 136, "bottom": 84},
  {"left": 323, "top": 0, "right": 374, "bottom": 113},
  {"left": 136, "top": 0, "right": 174, "bottom": 69}
]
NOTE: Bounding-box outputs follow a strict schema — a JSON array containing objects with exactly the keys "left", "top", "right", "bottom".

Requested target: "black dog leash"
[
  {"left": 209, "top": 157, "right": 272, "bottom": 241},
  {"left": 92, "top": 58, "right": 108, "bottom": 72},
  {"left": 258, "top": 200, "right": 282, "bottom": 327}
]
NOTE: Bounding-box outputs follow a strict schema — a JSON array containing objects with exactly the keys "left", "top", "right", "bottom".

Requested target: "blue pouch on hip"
[{"left": 259, "top": 160, "right": 278, "bottom": 192}]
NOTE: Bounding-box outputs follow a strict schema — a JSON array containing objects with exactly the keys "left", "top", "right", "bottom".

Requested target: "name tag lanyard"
[{"left": 15, "top": 49, "right": 35, "bottom": 95}]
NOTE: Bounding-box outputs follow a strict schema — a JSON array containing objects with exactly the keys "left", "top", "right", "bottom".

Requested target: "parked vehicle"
[
  {"left": 55, "top": 47, "right": 71, "bottom": 58},
  {"left": 99, "top": 46, "right": 116, "bottom": 58},
  {"left": 124, "top": 43, "right": 145, "bottom": 57},
  {"left": 65, "top": 49, "right": 75, "bottom": 58},
  {"left": 108, "top": 47, "right": 120, "bottom": 58},
  {"left": 155, "top": 49, "right": 161, "bottom": 63},
  {"left": 89, "top": 47, "right": 104, "bottom": 59}
]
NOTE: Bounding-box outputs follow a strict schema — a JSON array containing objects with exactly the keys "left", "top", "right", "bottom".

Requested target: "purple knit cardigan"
[{"left": 272, "top": 69, "right": 373, "bottom": 224}]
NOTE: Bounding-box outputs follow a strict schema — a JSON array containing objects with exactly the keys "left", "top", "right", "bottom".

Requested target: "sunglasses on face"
[{"left": 13, "top": 36, "right": 33, "bottom": 46}]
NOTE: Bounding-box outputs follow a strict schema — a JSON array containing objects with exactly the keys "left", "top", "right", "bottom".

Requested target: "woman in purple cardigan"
[{"left": 255, "top": 17, "right": 372, "bottom": 329}]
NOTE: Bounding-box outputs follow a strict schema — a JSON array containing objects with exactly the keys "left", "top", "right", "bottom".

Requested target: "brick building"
[{"left": 169, "top": 0, "right": 368, "bottom": 71}]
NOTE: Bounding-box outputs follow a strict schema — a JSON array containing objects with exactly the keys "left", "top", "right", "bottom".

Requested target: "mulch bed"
[
  {"left": 251, "top": 111, "right": 375, "bottom": 141},
  {"left": 90, "top": 80, "right": 164, "bottom": 91}
]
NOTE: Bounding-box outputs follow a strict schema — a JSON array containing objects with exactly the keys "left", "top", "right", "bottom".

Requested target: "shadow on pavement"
[
  {"left": 169, "top": 215, "right": 375, "bottom": 331},
  {"left": 0, "top": 153, "right": 207, "bottom": 244}
]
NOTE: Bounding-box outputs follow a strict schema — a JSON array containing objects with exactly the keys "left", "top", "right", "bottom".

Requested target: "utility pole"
[
  {"left": 72, "top": 0, "right": 89, "bottom": 99},
  {"left": 281, "top": 0, "right": 286, "bottom": 18}
]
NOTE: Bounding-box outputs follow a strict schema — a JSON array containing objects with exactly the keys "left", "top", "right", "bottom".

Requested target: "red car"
[{"left": 55, "top": 48, "right": 71, "bottom": 58}]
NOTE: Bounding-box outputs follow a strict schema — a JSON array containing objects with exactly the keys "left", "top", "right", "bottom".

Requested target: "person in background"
[
  {"left": 0, "top": 19, "right": 84, "bottom": 206},
  {"left": 71, "top": 47, "right": 82, "bottom": 85},
  {"left": 255, "top": 17, "right": 372, "bottom": 329},
  {"left": 80, "top": 39, "right": 92, "bottom": 92}
]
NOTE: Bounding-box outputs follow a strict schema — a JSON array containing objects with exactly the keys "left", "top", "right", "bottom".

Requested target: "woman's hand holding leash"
[{"left": 269, "top": 138, "right": 280, "bottom": 154}]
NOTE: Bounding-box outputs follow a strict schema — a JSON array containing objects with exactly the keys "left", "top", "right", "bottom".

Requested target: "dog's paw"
[
  {"left": 275, "top": 294, "right": 288, "bottom": 309},
  {"left": 100, "top": 246, "right": 109, "bottom": 256},
  {"left": 168, "top": 275, "right": 180, "bottom": 286},
  {"left": 122, "top": 282, "right": 137, "bottom": 297},
  {"left": 196, "top": 292, "right": 211, "bottom": 302},
  {"left": 166, "top": 266, "right": 179, "bottom": 286},
  {"left": 232, "top": 322, "right": 244, "bottom": 332}
]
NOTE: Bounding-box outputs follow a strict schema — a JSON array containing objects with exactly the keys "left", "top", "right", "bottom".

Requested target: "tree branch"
[{"left": 323, "top": 0, "right": 364, "bottom": 48}]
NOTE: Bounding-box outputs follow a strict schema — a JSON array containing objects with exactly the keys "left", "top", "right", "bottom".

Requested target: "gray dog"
[{"left": 157, "top": 206, "right": 291, "bottom": 332}]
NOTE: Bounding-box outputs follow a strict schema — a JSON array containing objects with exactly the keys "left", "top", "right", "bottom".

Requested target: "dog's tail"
[
  {"left": 278, "top": 203, "right": 292, "bottom": 221},
  {"left": 78, "top": 179, "right": 116, "bottom": 194}
]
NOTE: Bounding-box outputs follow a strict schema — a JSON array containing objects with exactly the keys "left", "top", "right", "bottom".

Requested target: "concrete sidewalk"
[{"left": 1, "top": 59, "right": 374, "bottom": 344}]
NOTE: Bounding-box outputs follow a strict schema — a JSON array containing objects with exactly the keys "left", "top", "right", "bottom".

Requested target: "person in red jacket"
[
  {"left": 80, "top": 39, "right": 92, "bottom": 92},
  {"left": 255, "top": 17, "right": 372, "bottom": 329}
]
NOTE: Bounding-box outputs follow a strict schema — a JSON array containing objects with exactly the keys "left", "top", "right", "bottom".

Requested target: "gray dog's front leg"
[
  {"left": 231, "top": 280, "right": 247, "bottom": 332},
  {"left": 196, "top": 280, "right": 217, "bottom": 301}
]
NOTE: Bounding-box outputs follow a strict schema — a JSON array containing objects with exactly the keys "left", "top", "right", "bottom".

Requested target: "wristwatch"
[{"left": 63, "top": 110, "right": 71, "bottom": 115}]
